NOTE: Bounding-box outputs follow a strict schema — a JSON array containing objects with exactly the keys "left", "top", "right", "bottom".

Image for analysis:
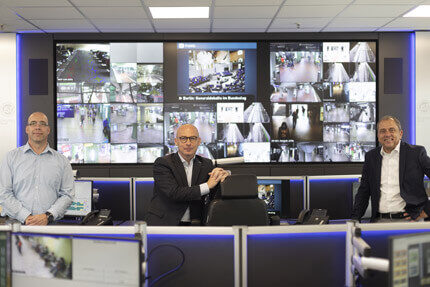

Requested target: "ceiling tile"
[
  {"left": 0, "top": 19, "right": 36, "bottom": 31},
  {"left": 156, "top": 28, "right": 210, "bottom": 32},
  {"left": 98, "top": 28, "right": 154, "bottom": 32},
  {"left": 0, "top": 0, "right": 71, "bottom": 7},
  {"left": 338, "top": 4, "right": 415, "bottom": 18},
  {"left": 154, "top": 19, "right": 210, "bottom": 29},
  {"left": 285, "top": 0, "right": 352, "bottom": 5},
  {"left": 213, "top": 18, "right": 271, "bottom": 29},
  {"left": 377, "top": 27, "right": 414, "bottom": 31},
  {"left": 44, "top": 28, "right": 98, "bottom": 32},
  {"left": 70, "top": 0, "right": 142, "bottom": 6},
  {"left": 92, "top": 19, "right": 153, "bottom": 29},
  {"left": 31, "top": 19, "right": 94, "bottom": 29},
  {"left": 212, "top": 28, "right": 267, "bottom": 32},
  {"left": 0, "top": 7, "right": 21, "bottom": 20},
  {"left": 271, "top": 18, "right": 331, "bottom": 28},
  {"left": 383, "top": 18, "right": 430, "bottom": 29},
  {"left": 267, "top": 27, "right": 321, "bottom": 32},
  {"left": 322, "top": 27, "right": 378, "bottom": 31},
  {"left": 145, "top": 0, "right": 211, "bottom": 6},
  {"left": 278, "top": 5, "right": 346, "bottom": 18},
  {"left": 215, "top": 0, "right": 284, "bottom": 5},
  {"left": 354, "top": 0, "right": 421, "bottom": 4},
  {"left": 79, "top": 7, "right": 148, "bottom": 19},
  {"left": 214, "top": 6, "right": 278, "bottom": 18},
  {"left": 327, "top": 17, "right": 392, "bottom": 28},
  {"left": 11, "top": 7, "right": 84, "bottom": 19}
]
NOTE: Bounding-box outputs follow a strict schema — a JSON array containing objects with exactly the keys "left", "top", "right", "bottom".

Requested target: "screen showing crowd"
[{"left": 56, "top": 41, "right": 376, "bottom": 163}]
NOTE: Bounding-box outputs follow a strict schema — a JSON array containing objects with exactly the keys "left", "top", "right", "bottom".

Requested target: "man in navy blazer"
[
  {"left": 146, "top": 124, "right": 229, "bottom": 226},
  {"left": 352, "top": 115, "right": 430, "bottom": 222}
]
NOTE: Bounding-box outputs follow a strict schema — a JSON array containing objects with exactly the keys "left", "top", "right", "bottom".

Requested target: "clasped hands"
[
  {"left": 404, "top": 210, "right": 428, "bottom": 222},
  {"left": 207, "top": 167, "right": 230, "bottom": 189},
  {"left": 25, "top": 213, "right": 48, "bottom": 225}
]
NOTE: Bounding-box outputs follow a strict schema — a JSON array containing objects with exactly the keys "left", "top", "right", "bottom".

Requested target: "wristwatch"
[{"left": 45, "top": 212, "right": 54, "bottom": 223}]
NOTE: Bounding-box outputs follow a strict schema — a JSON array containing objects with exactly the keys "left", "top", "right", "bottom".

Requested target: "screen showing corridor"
[{"left": 56, "top": 41, "right": 376, "bottom": 163}]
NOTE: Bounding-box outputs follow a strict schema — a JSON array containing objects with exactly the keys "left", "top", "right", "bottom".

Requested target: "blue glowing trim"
[
  {"left": 92, "top": 181, "right": 130, "bottom": 185},
  {"left": 135, "top": 181, "right": 154, "bottom": 184},
  {"left": 362, "top": 229, "right": 430, "bottom": 236},
  {"left": 248, "top": 232, "right": 345, "bottom": 239},
  {"left": 410, "top": 32, "right": 416, "bottom": 144},
  {"left": 148, "top": 234, "right": 234, "bottom": 239},
  {"left": 309, "top": 178, "right": 359, "bottom": 183},
  {"left": 74, "top": 233, "right": 136, "bottom": 238},
  {"left": 16, "top": 33, "right": 22, "bottom": 147}
]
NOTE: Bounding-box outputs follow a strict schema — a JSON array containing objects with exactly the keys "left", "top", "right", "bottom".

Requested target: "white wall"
[{"left": 0, "top": 33, "right": 16, "bottom": 161}]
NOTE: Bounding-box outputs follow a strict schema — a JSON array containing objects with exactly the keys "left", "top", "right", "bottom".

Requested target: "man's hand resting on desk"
[
  {"left": 25, "top": 214, "right": 48, "bottom": 225},
  {"left": 404, "top": 210, "right": 428, "bottom": 222},
  {"left": 207, "top": 167, "right": 230, "bottom": 189}
]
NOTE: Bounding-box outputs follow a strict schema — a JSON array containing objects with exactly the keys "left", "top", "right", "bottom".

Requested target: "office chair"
[{"left": 206, "top": 174, "right": 270, "bottom": 226}]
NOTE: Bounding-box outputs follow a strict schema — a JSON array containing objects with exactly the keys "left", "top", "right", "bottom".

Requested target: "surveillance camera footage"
[{"left": 56, "top": 41, "right": 376, "bottom": 164}]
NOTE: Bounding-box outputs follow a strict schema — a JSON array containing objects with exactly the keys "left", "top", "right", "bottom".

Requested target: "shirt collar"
[
  {"left": 177, "top": 152, "right": 195, "bottom": 166},
  {"left": 23, "top": 142, "right": 53, "bottom": 155},
  {"left": 380, "top": 140, "right": 401, "bottom": 156}
]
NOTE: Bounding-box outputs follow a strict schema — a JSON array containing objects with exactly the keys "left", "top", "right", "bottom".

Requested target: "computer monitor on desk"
[
  {"left": 64, "top": 180, "right": 92, "bottom": 217},
  {"left": 389, "top": 232, "right": 430, "bottom": 287}
]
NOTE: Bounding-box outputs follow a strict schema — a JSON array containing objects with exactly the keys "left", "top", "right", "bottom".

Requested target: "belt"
[{"left": 378, "top": 212, "right": 405, "bottom": 219}]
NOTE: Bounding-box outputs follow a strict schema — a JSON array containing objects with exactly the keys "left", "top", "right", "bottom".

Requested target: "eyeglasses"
[
  {"left": 28, "top": 121, "right": 48, "bottom": 127},
  {"left": 177, "top": 136, "right": 198, "bottom": 143}
]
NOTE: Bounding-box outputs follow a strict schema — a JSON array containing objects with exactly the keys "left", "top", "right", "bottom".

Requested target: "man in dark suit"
[
  {"left": 146, "top": 124, "right": 229, "bottom": 226},
  {"left": 352, "top": 115, "right": 430, "bottom": 222}
]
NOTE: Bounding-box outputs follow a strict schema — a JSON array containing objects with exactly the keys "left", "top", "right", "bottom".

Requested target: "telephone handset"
[
  {"left": 296, "top": 209, "right": 329, "bottom": 225},
  {"left": 81, "top": 209, "right": 113, "bottom": 226}
]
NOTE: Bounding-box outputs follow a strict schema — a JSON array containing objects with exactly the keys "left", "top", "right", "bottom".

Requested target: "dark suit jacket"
[
  {"left": 145, "top": 153, "right": 216, "bottom": 226},
  {"left": 352, "top": 142, "right": 430, "bottom": 221}
]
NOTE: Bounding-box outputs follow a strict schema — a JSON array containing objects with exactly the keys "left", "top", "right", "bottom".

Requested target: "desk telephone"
[
  {"left": 81, "top": 209, "right": 113, "bottom": 226},
  {"left": 296, "top": 209, "right": 329, "bottom": 225}
]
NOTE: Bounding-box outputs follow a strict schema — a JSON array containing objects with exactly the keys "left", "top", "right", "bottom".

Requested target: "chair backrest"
[{"left": 206, "top": 174, "right": 269, "bottom": 226}]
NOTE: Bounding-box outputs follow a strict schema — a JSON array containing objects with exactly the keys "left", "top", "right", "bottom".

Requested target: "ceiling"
[{"left": 0, "top": 0, "right": 429, "bottom": 33}]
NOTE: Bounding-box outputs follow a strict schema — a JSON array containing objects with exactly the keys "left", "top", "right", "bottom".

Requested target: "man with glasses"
[
  {"left": 0, "top": 112, "right": 74, "bottom": 225},
  {"left": 146, "top": 124, "right": 230, "bottom": 226},
  {"left": 352, "top": 115, "right": 430, "bottom": 223}
]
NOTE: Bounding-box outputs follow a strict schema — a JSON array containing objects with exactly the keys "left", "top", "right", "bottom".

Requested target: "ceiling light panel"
[
  {"left": 403, "top": 5, "right": 430, "bottom": 17},
  {"left": 149, "top": 7, "right": 209, "bottom": 18}
]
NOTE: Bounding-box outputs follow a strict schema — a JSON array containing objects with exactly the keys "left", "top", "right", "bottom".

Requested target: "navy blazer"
[
  {"left": 352, "top": 141, "right": 430, "bottom": 221},
  {"left": 145, "top": 153, "right": 215, "bottom": 226}
]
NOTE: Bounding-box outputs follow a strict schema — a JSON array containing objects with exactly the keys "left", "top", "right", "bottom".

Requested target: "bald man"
[
  {"left": 0, "top": 112, "right": 74, "bottom": 225},
  {"left": 146, "top": 124, "right": 229, "bottom": 226}
]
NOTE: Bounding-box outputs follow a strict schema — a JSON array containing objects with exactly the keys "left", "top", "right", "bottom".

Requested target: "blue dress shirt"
[{"left": 0, "top": 143, "right": 75, "bottom": 223}]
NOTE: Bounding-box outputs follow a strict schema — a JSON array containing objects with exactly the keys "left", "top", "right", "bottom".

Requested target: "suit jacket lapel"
[
  {"left": 375, "top": 146, "right": 382, "bottom": 195},
  {"left": 172, "top": 153, "right": 188, "bottom": 186},
  {"left": 192, "top": 156, "right": 202, "bottom": 186},
  {"left": 399, "top": 142, "right": 406, "bottom": 184}
]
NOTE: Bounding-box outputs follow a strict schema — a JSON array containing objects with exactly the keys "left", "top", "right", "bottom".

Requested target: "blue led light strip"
[
  {"left": 16, "top": 33, "right": 22, "bottom": 147},
  {"left": 410, "top": 32, "right": 416, "bottom": 144}
]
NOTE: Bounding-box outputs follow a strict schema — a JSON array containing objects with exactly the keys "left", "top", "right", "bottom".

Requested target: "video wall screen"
[{"left": 56, "top": 41, "right": 376, "bottom": 164}]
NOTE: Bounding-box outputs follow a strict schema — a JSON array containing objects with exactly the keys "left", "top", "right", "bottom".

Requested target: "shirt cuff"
[
  {"left": 17, "top": 209, "right": 31, "bottom": 224},
  {"left": 46, "top": 209, "right": 57, "bottom": 221},
  {"left": 199, "top": 183, "right": 210, "bottom": 196}
]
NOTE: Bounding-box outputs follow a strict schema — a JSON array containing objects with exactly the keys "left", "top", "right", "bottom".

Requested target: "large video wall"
[{"left": 56, "top": 41, "right": 377, "bottom": 164}]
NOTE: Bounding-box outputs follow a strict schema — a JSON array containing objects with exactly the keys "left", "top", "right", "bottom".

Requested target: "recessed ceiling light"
[
  {"left": 149, "top": 7, "right": 209, "bottom": 19},
  {"left": 404, "top": 5, "right": 430, "bottom": 17}
]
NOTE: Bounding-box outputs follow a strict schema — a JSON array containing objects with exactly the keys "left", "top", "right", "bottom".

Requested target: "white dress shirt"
[
  {"left": 178, "top": 153, "right": 209, "bottom": 222},
  {"left": 378, "top": 141, "right": 405, "bottom": 213}
]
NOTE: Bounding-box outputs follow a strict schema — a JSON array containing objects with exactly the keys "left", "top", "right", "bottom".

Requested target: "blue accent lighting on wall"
[
  {"left": 16, "top": 33, "right": 22, "bottom": 147},
  {"left": 410, "top": 32, "right": 416, "bottom": 144}
]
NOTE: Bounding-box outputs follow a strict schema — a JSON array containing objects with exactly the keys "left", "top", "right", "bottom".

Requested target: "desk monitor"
[
  {"left": 65, "top": 180, "right": 93, "bottom": 217},
  {"left": 257, "top": 179, "right": 288, "bottom": 217},
  {"left": 11, "top": 232, "right": 142, "bottom": 287},
  {"left": 389, "top": 232, "right": 430, "bottom": 287},
  {"left": 0, "top": 231, "right": 11, "bottom": 287}
]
